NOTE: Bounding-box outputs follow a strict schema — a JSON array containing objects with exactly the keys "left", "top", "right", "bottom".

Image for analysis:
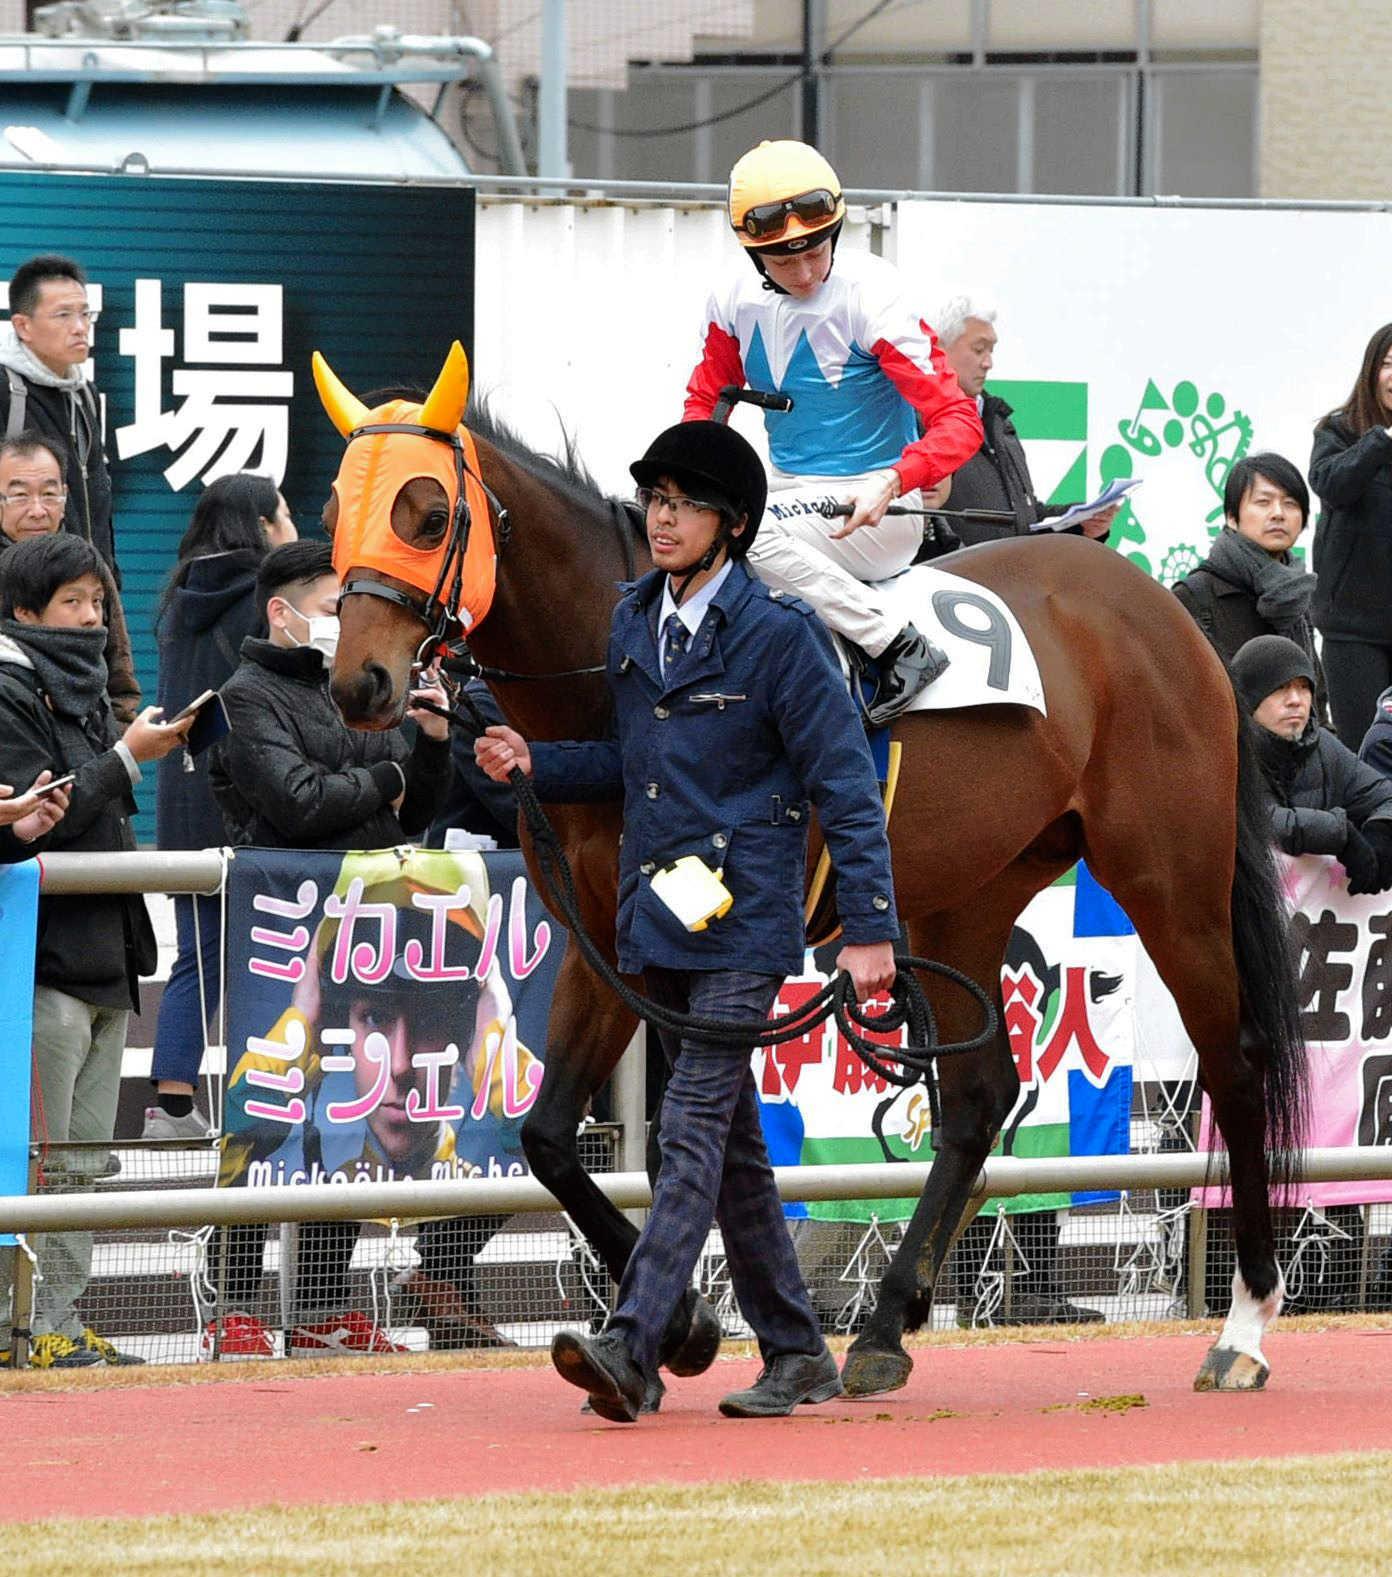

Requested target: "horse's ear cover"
[
  {"left": 418, "top": 341, "right": 471, "bottom": 434},
  {"left": 311, "top": 351, "right": 371, "bottom": 437}
]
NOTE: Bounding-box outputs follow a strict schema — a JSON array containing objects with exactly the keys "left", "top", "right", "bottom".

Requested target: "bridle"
[
  {"left": 336, "top": 418, "right": 510, "bottom": 669},
  {"left": 335, "top": 418, "right": 637, "bottom": 687}
]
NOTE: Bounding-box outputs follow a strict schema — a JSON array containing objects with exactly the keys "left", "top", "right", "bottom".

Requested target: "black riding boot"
[{"left": 865, "top": 621, "right": 949, "bottom": 727}]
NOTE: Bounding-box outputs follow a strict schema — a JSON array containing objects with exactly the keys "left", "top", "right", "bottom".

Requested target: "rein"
[{"left": 419, "top": 683, "right": 999, "bottom": 1124}]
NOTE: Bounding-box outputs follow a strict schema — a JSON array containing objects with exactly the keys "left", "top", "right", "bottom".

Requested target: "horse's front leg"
[
  {"left": 523, "top": 941, "right": 642, "bottom": 1282},
  {"left": 842, "top": 1000, "right": 1017, "bottom": 1397}
]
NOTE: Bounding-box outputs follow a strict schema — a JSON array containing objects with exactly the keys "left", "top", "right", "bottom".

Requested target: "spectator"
[
  {"left": 143, "top": 473, "right": 295, "bottom": 1142},
  {"left": 0, "top": 534, "right": 190, "bottom": 1367},
  {"left": 206, "top": 540, "right": 451, "bottom": 1356},
  {"left": 1231, "top": 635, "right": 1392, "bottom": 889},
  {"left": 1360, "top": 687, "right": 1392, "bottom": 781},
  {"left": 426, "top": 678, "right": 520, "bottom": 850},
  {"left": 935, "top": 294, "right": 1119, "bottom": 546},
  {"left": 1173, "top": 453, "right": 1328, "bottom": 721},
  {"left": 0, "top": 432, "right": 139, "bottom": 721},
  {"left": 1310, "top": 323, "right": 1392, "bottom": 743}
]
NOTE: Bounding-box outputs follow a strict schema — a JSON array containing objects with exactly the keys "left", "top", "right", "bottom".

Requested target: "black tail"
[{"left": 1231, "top": 713, "right": 1308, "bottom": 1183}]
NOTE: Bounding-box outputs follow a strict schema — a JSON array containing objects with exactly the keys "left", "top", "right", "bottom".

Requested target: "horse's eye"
[{"left": 423, "top": 509, "right": 449, "bottom": 538}]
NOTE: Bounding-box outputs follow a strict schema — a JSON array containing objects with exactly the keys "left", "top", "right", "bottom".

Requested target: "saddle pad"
[{"left": 857, "top": 562, "right": 1046, "bottom": 717}]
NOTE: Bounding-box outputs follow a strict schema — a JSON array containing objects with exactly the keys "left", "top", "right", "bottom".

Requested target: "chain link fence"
[{"left": 14, "top": 1091, "right": 1392, "bottom": 1367}]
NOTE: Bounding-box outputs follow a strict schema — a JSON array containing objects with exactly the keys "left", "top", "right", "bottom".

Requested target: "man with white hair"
[{"left": 935, "top": 294, "right": 1119, "bottom": 546}]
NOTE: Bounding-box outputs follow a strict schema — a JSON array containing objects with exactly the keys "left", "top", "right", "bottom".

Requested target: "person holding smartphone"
[{"left": 0, "top": 533, "right": 191, "bottom": 1367}]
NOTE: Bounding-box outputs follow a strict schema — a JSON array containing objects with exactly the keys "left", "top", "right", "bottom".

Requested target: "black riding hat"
[{"left": 630, "top": 421, "right": 768, "bottom": 558}]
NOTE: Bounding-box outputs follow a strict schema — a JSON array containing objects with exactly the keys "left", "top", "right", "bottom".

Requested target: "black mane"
[{"left": 466, "top": 399, "right": 613, "bottom": 522}]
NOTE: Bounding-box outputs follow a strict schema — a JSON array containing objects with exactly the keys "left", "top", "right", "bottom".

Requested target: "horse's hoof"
[
  {"left": 841, "top": 1345, "right": 913, "bottom": 1398},
  {"left": 1193, "top": 1344, "right": 1269, "bottom": 1392},
  {"left": 663, "top": 1293, "right": 723, "bottom": 1379}
]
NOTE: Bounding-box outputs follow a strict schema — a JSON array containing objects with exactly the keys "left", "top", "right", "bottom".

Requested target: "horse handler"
[{"left": 475, "top": 420, "right": 900, "bottom": 1422}]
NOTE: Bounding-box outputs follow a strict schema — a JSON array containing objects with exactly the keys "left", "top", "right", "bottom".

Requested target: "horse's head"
[{"left": 313, "top": 342, "right": 495, "bottom": 730}]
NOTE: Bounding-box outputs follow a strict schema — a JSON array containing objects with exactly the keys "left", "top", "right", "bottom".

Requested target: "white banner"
[{"left": 896, "top": 200, "right": 1388, "bottom": 587}]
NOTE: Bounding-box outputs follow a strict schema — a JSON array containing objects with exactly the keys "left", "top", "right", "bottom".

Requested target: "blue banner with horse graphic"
[
  {"left": 218, "top": 847, "right": 556, "bottom": 1190},
  {"left": 756, "top": 863, "right": 1135, "bottom": 1223}
]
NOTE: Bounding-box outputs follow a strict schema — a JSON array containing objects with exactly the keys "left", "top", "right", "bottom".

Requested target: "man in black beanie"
[{"left": 1231, "top": 634, "right": 1392, "bottom": 893}]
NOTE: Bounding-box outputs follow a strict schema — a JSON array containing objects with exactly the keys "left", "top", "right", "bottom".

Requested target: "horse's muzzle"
[{"left": 332, "top": 660, "right": 403, "bottom": 731}]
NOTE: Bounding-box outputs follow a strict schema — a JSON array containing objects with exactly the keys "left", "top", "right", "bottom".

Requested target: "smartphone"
[
  {"left": 184, "top": 693, "right": 230, "bottom": 758},
  {"left": 168, "top": 689, "right": 217, "bottom": 725},
  {"left": 31, "top": 772, "right": 76, "bottom": 800}
]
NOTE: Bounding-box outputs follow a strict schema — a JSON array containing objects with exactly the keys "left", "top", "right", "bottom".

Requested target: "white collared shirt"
[{"left": 658, "top": 559, "right": 733, "bottom": 679}]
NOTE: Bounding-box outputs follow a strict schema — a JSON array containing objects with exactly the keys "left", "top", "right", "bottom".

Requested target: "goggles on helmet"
[{"left": 739, "top": 187, "right": 842, "bottom": 245}]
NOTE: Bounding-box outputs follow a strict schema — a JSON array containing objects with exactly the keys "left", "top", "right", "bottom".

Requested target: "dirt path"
[{"left": 8, "top": 1327, "right": 1391, "bottom": 1521}]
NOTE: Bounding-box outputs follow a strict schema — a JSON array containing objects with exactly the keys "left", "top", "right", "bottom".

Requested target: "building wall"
[{"left": 1260, "top": 0, "right": 1392, "bottom": 199}]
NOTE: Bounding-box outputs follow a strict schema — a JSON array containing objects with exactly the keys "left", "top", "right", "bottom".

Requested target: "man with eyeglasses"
[
  {"left": 476, "top": 420, "right": 898, "bottom": 1423},
  {"left": 684, "top": 140, "right": 983, "bottom": 726},
  {"left": 0, "top": 433, "right": 140, "bottom": 720},
  {"left": 1, "top": 255, "right": 120, "bottom": 587}
]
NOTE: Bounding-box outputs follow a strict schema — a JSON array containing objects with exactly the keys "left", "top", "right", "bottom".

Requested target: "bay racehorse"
[{"left": 313, "top": 342, "right": 1306, "bottom": 1397}]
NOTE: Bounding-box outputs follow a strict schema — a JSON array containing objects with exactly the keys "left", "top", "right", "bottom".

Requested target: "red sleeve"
[
  {"left": 872, "top": 326, "right": 984, "bottom": 494},
  {"left": 683, "top": 322, "right": 744, "bottom": 421}
]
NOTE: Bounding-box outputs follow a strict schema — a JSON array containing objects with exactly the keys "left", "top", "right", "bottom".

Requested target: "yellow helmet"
[{"left": 727, "top": 139, "right": 845, "bottom": 252}]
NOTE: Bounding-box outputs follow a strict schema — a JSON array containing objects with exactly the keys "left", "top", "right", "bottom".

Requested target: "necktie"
[{"left": 662, "top": 611, "right": 690, "bottom": 678}]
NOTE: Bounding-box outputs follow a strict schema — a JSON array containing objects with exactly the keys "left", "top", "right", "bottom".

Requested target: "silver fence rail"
[{"left": 9, "top": 1147, "right": 1392, "bottom": 1231}]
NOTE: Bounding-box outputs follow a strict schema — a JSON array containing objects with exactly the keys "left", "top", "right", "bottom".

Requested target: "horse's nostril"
[{"left": 332, "top": 661, "right": 400, "bottom": 724}]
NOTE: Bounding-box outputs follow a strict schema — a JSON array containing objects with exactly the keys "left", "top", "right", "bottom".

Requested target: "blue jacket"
[{"left": 530, "top": 559, "right": 898, "bottom": 976}]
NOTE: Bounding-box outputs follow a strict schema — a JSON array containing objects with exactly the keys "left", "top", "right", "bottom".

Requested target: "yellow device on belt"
[{"left": 650, "top": 855, "right": 734, "bottom": 932}]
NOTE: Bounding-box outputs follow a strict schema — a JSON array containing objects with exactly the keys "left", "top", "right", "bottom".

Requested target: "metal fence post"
[{"left": 614, "top": 1023, "right": 648, "bottom": 1229}]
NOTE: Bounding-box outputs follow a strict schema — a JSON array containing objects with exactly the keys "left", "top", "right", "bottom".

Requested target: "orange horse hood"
[{"left": 313, "top": 341, "right": 497, "bottom": 636}]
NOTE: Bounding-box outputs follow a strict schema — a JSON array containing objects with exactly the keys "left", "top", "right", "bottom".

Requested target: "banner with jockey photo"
[
  {"left": 756, "top": 863, "right": 1136, "bottom": 1224},
  {"left": 1196, "top": 852, "right": 1392, "bottom": 1210},
  {"left": 219, "top": 847, "right": 556, "bottom": 1191}
]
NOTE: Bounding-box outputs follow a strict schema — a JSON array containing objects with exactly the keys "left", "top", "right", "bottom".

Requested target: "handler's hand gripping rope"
[{"left": 418, "top": 689, "right": 999, "bottom": 1134}]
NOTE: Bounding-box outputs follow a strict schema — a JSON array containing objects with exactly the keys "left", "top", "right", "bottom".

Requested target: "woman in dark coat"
[
  {"left": 1309, "top": 323, "right": 1392, "bottom": 743},
  {"left": 144, "top": 473, "right": 296, "bottom": 1139}
]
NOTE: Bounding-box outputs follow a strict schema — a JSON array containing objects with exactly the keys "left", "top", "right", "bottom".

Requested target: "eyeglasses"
[
  {"left": 38, "top": 308, "right": 98, "bottom": 327},
  {"left": 0, "top": 489, "right": 66, "bottom": 509},
  {"left": 739, "top": 187, "right": 841, "bottom": 243},
  {"left": 636, "top": 487, "right": 721, "bottom": 520}
]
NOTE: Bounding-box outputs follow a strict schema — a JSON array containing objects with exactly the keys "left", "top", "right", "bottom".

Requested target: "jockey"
[{"left": 684, "top": 139, "right": 984, "bottom": 726}]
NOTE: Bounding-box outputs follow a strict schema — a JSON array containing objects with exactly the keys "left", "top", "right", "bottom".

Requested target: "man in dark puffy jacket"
[
  {"left": 1231, "top": 635, "right": 1392, "bottom": 892},
  {"left": 208, "top": 538, "right": 451, "bottom": 1358},
  {"left": 211, "top": 540, "right": 450, "bottom": 850}
]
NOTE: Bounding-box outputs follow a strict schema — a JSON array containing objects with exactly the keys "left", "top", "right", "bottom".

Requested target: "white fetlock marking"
[{"left": 1215, "top": 1266, "right": 1284, "bottom": 1366}]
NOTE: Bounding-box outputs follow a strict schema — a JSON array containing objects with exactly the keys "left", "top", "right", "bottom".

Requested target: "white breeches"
[{"left": 746, "top": 471, "right": 923, "bottom": 656}]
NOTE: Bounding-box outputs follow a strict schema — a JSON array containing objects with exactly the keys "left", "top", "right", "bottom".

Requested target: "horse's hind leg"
[
  {"left": 842, "top": 904, "right": 1019, "bottom": 1398},
  {"left": 1092, "top": 856, "right": 1283, "bottom": 1391}
]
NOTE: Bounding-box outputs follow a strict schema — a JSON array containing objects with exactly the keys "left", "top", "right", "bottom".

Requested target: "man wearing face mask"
[{"left": 210, "top": 541, "right": 450, "bottom": 850}]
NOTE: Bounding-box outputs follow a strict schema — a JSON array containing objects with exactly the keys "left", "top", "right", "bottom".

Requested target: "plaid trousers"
[{"left": 605, "top": 967, "right": 825, "bottom": 1373}]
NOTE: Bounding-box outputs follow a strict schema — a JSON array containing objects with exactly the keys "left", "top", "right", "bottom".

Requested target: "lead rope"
[{"left": 419, "top": 691, "right": 999, "bottom": 1132}]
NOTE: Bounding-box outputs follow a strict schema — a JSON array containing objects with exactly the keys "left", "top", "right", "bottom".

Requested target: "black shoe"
[
  {"left": 865, "top": 622, "right": 950, "bottom": 728},
  {"left": 551, "top": 1330, "right": 647, "bottom": 1423},
  {"left": 718, "top": 1348, "right": 843, "bottom": 1419}
]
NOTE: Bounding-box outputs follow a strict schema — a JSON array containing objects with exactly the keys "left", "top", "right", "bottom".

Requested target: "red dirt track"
[{"left": 8, "top": 1328, "right": 1392, "bottom": 1522}]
